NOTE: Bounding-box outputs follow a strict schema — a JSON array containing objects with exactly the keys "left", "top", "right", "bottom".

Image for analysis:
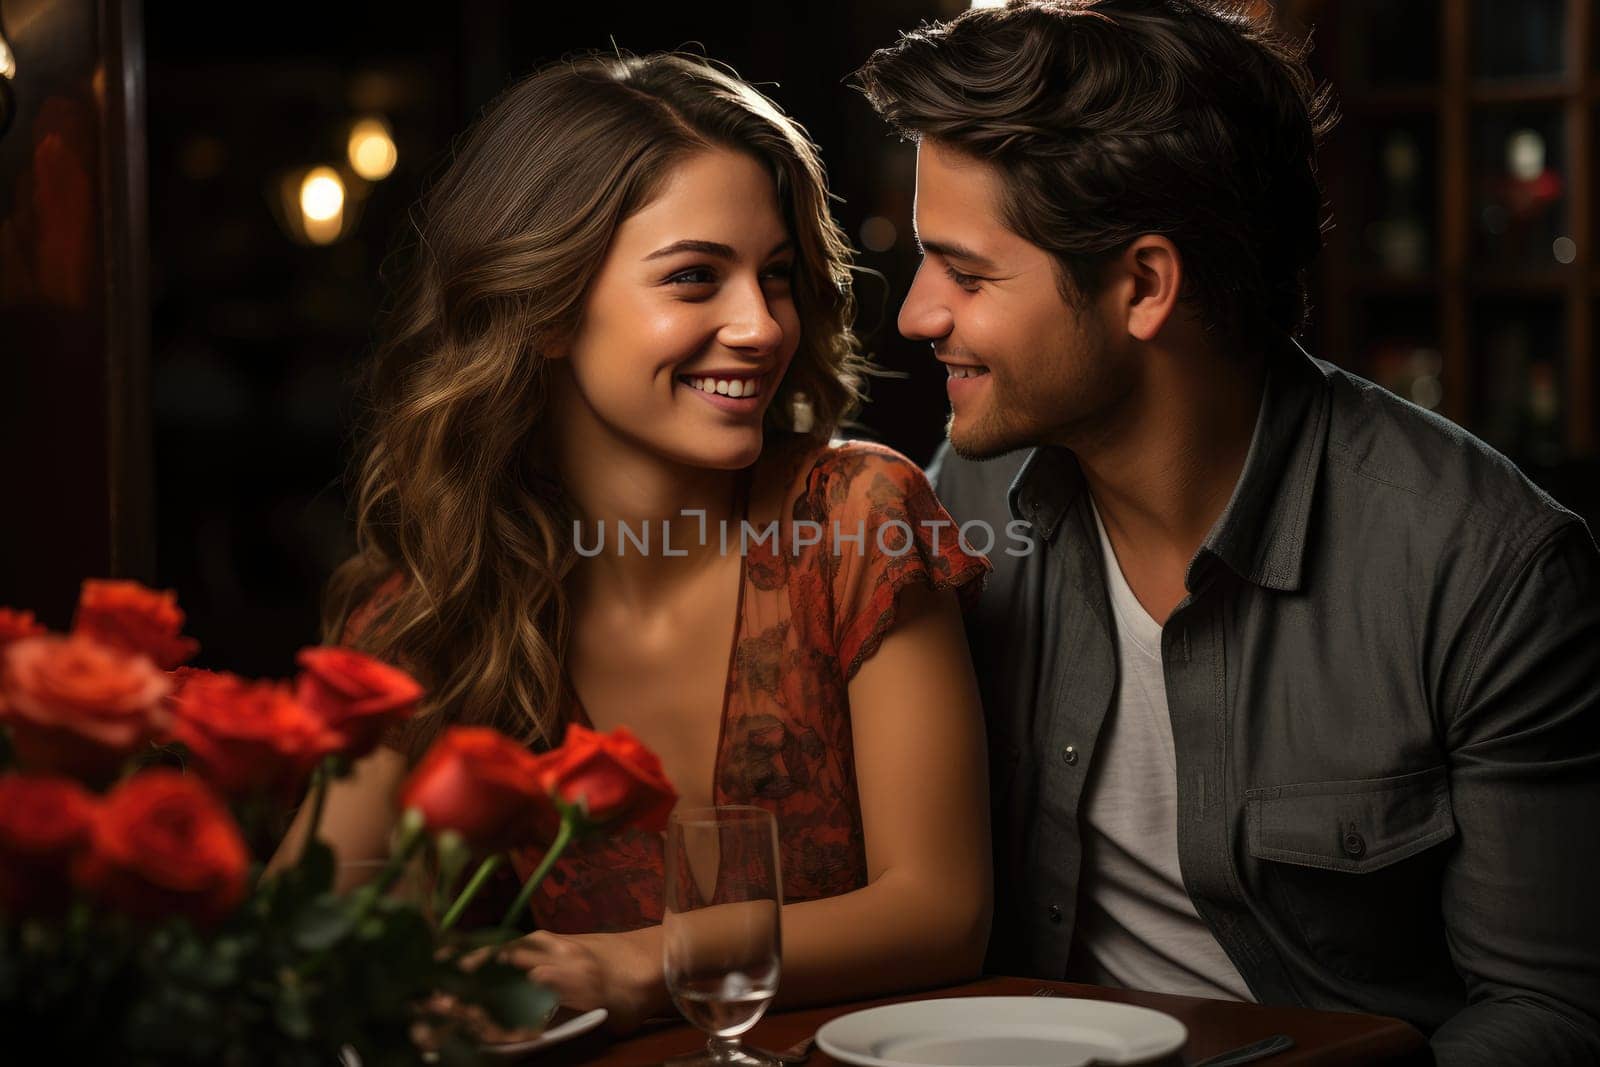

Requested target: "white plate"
[
  {"left": 481, "top": 1007, "right": 609, "bottom": 1057},
  {"left": 816, "top": 996, "right": 1186, "bottom": 1067},
  {"left": 339, "top": 1008, "right": 609, "bottom": 1065}
]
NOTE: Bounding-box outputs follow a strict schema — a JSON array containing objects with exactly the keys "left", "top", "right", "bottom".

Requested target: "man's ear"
[{"left": 1119, "top": 235, "right": 1183, "bottom": 343}]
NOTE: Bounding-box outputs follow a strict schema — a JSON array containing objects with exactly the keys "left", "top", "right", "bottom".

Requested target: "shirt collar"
[{"left": 1006, "top": 340, "right": 1331, "bottom": 593}]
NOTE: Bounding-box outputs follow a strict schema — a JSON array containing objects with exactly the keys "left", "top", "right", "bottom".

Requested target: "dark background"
[
  {"left": 4, "top": 0, "right": 1596, "bottom": 677},
  {"left": 141, "top": 0, "right": 970, "bottom": 676}
]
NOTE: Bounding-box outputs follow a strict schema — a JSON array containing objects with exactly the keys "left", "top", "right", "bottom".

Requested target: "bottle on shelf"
[
  {"left": 1482, "top": 129, "right": 1564, "bottom": 264},
  {"left": 1369, "top": 131, "right": 1427, "bottom": 274}
]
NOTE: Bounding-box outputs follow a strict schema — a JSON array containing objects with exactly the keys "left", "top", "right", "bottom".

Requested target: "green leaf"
[
  {"left": 472, "top": 971, "right": 558, "bottom": 1031},
  {"left": 436, "top": 1034, "right": 483, "bottom": 1067},
  {"left": 298, "top": 838, "right": 337, "bottom": 893},
  {"left": 274, "top": 984, "right": 315, "bottom": 1041},
  {"left": 290, "top": 894, "right": 357, "bottom": 952}
]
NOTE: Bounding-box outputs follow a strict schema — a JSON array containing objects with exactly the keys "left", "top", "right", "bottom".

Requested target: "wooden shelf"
[
  {"left": 1466, "top": 268, "right": 1574, "bottom": 294},
  {"left": 1467, "top": 78, "right": 1574, "bottom": 106},
  {"left": 1346, "top": 86, "right": 1441, "bottom": 112},
  {"left": 1309, "top": 0, "right": 1597, "bottom": 458},
  {"left": 1345, "top": 272, "right": 1443, "bottom": 296}
]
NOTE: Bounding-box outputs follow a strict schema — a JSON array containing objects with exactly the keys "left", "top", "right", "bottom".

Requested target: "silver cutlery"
[
  {"left": 746, "top": 1034, "right": 815, "bottom": 1064},
  {"left": 1190, "top": 1033, "right": 1294, "bottom": 1067}
]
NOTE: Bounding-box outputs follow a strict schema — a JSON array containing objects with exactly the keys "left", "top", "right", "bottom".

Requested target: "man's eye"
[
  {"left": 668, "top": 267, "right": 717, "bottom": 285},
  {"left": 945, "top": 266, "right": 983, "bottom": 291}
]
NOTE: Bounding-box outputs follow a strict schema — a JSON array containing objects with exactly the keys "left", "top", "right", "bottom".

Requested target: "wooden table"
[{"left": 536, "top": 975, "right": 1429, "bottom": 1065}]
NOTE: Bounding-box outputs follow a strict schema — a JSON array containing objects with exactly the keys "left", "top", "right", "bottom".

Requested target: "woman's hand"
[{"left": 497, "top": 927, "right": 667, "bottom": 1034}]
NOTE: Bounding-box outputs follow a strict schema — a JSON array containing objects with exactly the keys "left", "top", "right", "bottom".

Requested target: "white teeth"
[
  {"left": 683, "top": 376, "right": 762, "bottom": 398},
  {"left": 948, "top": 366, "right": 988, "bottom": 380}
]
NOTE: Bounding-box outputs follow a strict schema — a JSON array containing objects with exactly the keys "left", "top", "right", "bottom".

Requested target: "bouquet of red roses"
[{"left": 0, "top": 581, "right": 676, "bottom": 1066}]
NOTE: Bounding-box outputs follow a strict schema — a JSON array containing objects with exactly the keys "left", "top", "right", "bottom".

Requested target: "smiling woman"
[
  {"left": 269, "top": 51, "right": 995, "bottom": 1037},
  {"left": 550, "top": 148, "right": 801, "bottom": 473}
]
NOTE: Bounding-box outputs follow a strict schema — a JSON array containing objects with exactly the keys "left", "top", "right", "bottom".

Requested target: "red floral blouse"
[
  {"left": 348, "top": 440, "right": 989, "bottom": 933},
  {"left": 512, "top": 440, "right": 989, "bottom": 933}
]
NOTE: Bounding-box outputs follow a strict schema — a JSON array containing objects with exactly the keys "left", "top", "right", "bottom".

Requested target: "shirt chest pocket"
[{"left": 1245, "top": 765, "right": 1458, "bottom": 982}]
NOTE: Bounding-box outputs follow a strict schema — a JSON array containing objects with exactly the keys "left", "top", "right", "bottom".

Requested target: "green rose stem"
[
  {"left": 432, "top": 830, "right": 470, "bottom": 921},
  {"left": 305, "top": 758, "right": 333, "bottom": 842},
  {"left": 438, "top": 853, "right": 498, "bottom": 932},
  {"left": 296, "top": 812, "right": 427, "bottom": 980},
  {"left": 347, "top": 812, "right": 427, "bottom": 923},
  {"left": 497, "top": 811, "right": 579, "bottom": 934}
]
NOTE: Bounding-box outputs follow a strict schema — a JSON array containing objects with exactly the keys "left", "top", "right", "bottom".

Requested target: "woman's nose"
[{"left": 718, "top": 283, "right": 786, "bottom": 353}]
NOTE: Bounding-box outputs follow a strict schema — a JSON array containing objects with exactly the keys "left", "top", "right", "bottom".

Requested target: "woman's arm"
[
  {"left": 265, "top": 746, "right": 410, "bottom": 892},
  {"left": 509, "top": 582, "right": 992, "bottom": 1028},
  {"left": 777, "top": 579, "right": 993, "bottom": 997}
]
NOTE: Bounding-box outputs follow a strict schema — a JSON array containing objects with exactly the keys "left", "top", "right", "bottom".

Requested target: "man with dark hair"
[{"left": 854, "top": 1, "right": 1600, "bottom": 1063}]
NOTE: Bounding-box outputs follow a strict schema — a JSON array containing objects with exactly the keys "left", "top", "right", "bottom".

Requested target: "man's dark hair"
[{"left": 853, "top": 0, "right": 1337, "bottom": 352}]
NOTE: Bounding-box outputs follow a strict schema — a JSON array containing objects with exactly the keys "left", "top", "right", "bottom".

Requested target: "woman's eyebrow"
[
  {"left": 645, "top": 238, "right": 794, "bottom": 262},
  {"left": 645, "top": 239, "right": 736, "bottom": 261}
]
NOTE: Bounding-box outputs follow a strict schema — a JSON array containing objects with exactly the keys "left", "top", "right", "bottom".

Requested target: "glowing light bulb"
[
  {"left": 298, "top": 167, "right": 346, "bottom": 244},
  {"left": 347, "top": 117, "right": 398, "bottom": 181},
  {"left": 300, "top": 167, "right": 345, "bottom": 222}
]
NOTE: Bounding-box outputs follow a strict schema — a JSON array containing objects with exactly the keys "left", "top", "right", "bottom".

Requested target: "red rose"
[
  {"left": 0, "top": 608, "right": 47, "bottom": 648},
  {"left": 0, "top": 773, "right": 98, "bottom": 918},
  {"left": 0, "top": 634, "right": 172, "bottom": 781},
  {"left": 294, "top": 646, "right": 424, "bottom": 758},
  {"left": 73, "top": 770, "right": 250, "bottom": 926},
  {"left": 534, "top": 724, "right": 677, "bottom": 832},
  {"left": 73, "top": 579, "right": 199, "bottom": 671},
  {"left": 170, "top": 669, "right": 342, "bottom": 797},
  {"left": 398, "top": 727, "right": 554, "bottom": 851}
]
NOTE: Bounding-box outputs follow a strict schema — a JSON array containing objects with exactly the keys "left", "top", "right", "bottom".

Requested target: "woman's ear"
[{"left": 539, "top": 328, "right": 572, "bottom": 361}]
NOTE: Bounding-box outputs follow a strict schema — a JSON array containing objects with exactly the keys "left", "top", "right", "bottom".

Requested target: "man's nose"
[{"left": 898, "top": 262, "right": 953, "bottom": 341}]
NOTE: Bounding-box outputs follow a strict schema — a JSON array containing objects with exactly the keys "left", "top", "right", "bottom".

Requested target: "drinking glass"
[{"left": 663, "top": 805, "right": 783, "bottom": 1066}]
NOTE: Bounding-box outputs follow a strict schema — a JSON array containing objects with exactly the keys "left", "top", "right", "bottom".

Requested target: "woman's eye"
[
  {"left": 668, "top": 267, "right": 717, "bottom": 286},
  {"left": 761, "top": 262, "right": 795, "bottom": 284},
  {"left": 945, "top": 266, "right": 983, "bottom": 292}
]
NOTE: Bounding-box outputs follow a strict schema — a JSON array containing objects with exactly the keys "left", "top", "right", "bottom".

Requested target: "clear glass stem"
[{"left": 707, "top": 1036, "right": 742, "bottom": 1063}]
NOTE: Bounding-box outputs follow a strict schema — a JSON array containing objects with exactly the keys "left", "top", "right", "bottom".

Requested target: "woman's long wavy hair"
[{"left": 325, "top": 53, "right": 866, "bottom": 764}]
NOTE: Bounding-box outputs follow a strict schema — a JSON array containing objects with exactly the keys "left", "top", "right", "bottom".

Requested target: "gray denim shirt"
[{"left": 928, "top": 344, "right": 1600, "bottom": 1065}]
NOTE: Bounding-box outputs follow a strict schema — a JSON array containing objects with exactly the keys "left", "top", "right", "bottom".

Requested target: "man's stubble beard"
[
  {"left": 945, "top": 372, "right": 1047, "bottom": 461},
  {"left": 944, "top": 331, "right": 1129, "bottom": 461}
]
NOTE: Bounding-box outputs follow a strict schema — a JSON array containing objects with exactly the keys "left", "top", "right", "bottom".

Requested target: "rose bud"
[
  {"left": 399, "top": 727, "right": 554, "bottom": 852},
  {"left": 0, "top": 608, "right": 48, "bottom": 649},
  {"left": 294, "top": 646, "right": 424, "bottom": 759},
  {"left": 73, "top": 579, "right": 199, "bottom": 671},
  {"left": 534, "top": 723, "right": 678, "bottom": 833},
  {"left": 170, "top": 670, "right": 343, "bottom": 798},
  {"left": 73, "top": 770, "right": 250, "bottom": 927},
  {"left": 0, "top": 634, "right": 171, "bottom": 782},
  {"left": 0, "top": 773, "right": 99, "bottom": 918}
]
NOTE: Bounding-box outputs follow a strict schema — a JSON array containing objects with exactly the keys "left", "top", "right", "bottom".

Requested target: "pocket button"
[{"left": 1342, "top": 830, "right": 1367, "bottom": 858}]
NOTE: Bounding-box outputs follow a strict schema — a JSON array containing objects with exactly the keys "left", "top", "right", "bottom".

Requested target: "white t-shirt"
[{"left": 1069, "top": 500, "right": 1255, "bottom": 1002}]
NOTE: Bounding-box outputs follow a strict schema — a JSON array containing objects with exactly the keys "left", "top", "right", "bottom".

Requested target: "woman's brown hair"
[{"left": 325, "top": 52, "right": 866, "bottom": 763}]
